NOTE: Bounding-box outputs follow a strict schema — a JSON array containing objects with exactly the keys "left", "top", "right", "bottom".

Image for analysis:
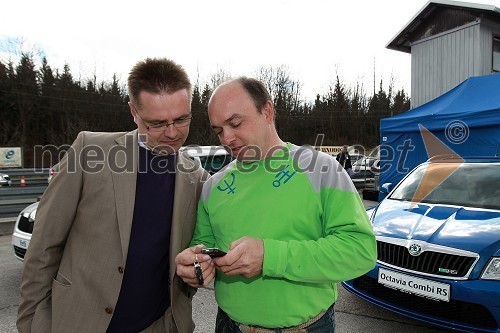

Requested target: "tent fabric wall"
[{"left": 379, "top": 73, "right": 500, "bottom": 196}]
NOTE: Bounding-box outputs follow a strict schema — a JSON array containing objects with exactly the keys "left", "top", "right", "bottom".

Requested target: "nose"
[
  {"left": 162, "top": 124, "right": 178, "bottom": 138},
  {"left": 219, "top": 129, "right": 235, "bottom": 146}
]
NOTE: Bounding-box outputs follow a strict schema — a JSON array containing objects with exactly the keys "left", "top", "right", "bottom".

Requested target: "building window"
[{"left": 494, "top": 37, "right": 500, "bottom": 72}]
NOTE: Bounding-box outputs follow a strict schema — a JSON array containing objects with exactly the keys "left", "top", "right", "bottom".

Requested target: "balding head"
[
  {"left": 207, "top": 77, "right": 283, "bottom": 161},
  {"left": 210, "top": 77, "right": 273, "bottom": 116}
]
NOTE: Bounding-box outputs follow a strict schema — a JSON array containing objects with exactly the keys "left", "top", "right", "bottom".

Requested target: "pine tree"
[{"left": 14, "top": 53, "right": 39, "bottom": 165}]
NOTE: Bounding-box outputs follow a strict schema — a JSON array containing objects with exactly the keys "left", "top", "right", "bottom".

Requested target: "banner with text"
[{"left": 314, "top": 146, "right": 343, "bottom": 156}]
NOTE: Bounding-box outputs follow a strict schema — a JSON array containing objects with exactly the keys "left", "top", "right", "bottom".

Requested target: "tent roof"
[{"left": 381, "top": 73, "right": 500, "bottom": 133}]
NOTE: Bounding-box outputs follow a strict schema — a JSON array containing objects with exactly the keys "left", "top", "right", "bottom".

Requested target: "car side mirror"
[{"left": 381, "top": 183, "right": 393, "bottom": 194}]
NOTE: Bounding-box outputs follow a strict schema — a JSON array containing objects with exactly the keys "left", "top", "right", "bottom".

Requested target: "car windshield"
[
  {"left": 353, "top": 157, "right": 376, "bottom": 168},
  {"left": 390, "top": 162, "right": 500, "bottom": 210},
  {"left": 199, "top": 154, "right": 232, "bottom": 173}
]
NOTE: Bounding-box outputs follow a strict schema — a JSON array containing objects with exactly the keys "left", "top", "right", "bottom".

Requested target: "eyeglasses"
[{"left": 134, "top": 109, "right": 192, "bottom": 133}]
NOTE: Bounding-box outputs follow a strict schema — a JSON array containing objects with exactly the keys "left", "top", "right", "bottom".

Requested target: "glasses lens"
[
  {"left": 173, "top": 117, "right": 192, "bottom": 128},
  {"left": 141, "top": 115, "right": 192, "bottom": 132},
  {"left": 148, "top": 125, "right": 165, "bottom": 132}
]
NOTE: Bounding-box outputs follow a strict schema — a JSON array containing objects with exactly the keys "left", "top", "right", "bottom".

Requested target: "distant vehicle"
[
  {"left": 0, "top": 172, "right": 12, "bottom": 187},
  {"left": 355, "top": 146, "right": 381, "bottom": 198},
  {"left": 13, "top": 162, "right": 60, "bottom": 260},
  {"left": 181, "top": 145, "right": 232, "bottom": 175},
  {"left": 352, "top": 156, "right": 378, "bottom": 175},
  {"left": 12, "top": 201, "right": 37, "bottom": 261},
  {"left": 343, "top": 156, "right": 500, "bottom": 332},
  {"left": 350, "top": 156, "right": 378, "bottom": 190},
  {"left": 346, "top": 146, "right": 366, "bottom": 165},
  {"left": 368, "top": 146, "right": 381, "bottom": 182},
  {"left": 349, "top": 153, "right": 365, "bottom": 165}
]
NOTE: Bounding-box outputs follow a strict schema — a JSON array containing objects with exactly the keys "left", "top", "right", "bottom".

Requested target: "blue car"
[{"left": 343, "top": 156, "right": 500, "bottom": 333}]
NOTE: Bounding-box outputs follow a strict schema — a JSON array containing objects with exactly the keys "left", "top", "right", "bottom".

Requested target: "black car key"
[{"left": 194, "top": 254, "right": 204, "bottom": 285}]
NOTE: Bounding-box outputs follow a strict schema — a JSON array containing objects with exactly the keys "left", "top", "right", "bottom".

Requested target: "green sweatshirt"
[{"left": 190, "top": 144, "right": 376, "bottom": 328}]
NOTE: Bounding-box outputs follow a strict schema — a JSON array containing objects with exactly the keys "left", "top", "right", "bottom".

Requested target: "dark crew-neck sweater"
[{"left": 107, "top": 146, "right": 176, "bottom": 333}]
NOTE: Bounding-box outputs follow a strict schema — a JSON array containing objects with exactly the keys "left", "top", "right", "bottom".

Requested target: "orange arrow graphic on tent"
[{"left": 410, "top": 125, "right": 464, "bottom": 207}]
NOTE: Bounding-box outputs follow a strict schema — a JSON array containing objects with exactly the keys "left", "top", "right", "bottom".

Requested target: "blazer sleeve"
[{"left": 17, "top": 132, "right": 85, "bottom": 333}]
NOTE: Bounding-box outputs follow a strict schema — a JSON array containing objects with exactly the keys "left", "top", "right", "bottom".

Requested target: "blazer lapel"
[
  {"left": 112, "top": 130, "right": 138, "bottom": 263},
  {"left": 169, "top": 153, "right": 199, "bottom": 281}
]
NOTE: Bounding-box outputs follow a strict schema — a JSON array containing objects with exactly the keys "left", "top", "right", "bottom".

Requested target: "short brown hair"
[
  {"left": 236, "top": 77, "right": 273, "bottom": 113},
  {"left": 127, "top": 58, "right": 191, "bottom": 107}
]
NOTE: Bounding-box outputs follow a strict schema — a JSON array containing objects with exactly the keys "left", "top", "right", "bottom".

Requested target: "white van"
[{"left": 180, "top": 145, "right": 232, "bottom": 174}]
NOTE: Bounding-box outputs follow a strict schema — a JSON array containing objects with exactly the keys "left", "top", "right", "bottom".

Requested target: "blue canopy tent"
[{"left": 379, "top": 73, "right": 500, "bottom": 199}]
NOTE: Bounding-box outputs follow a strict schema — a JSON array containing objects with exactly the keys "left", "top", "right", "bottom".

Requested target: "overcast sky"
[{"left": 1, "top": 0, "right": 499, "bottom": 102}]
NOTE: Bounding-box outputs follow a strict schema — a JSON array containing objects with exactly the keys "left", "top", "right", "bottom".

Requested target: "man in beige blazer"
[{"left": 17, "top": 58, "right": 209, "bottom": 333}]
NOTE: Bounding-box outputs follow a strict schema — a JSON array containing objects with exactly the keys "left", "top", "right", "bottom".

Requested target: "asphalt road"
[{"left": 1, "top": 236, "right": 448, "bottom": 332}]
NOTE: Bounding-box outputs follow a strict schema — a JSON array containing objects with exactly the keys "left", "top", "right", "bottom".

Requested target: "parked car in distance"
[
  {"left": 0, "top": 172, "right": 12, "bottom": 186},
  {"left": 343, "top": 156, "right": 500, "bottom": 332},
  {"left": 181, "top": 145, "right": 232, "bottom": 175},
  {"left": 349, "top": 153, "right": 365, "bottom": 165},
  {"left": 350, "top": 156, "right": 377, "bottom": 190},
  {"left": 12, "top": 201, "right": 37, "bottom": 261}
]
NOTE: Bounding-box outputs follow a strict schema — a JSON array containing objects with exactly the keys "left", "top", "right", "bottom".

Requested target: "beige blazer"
[{"left": 17, "top": 130, "right": 208, "bottom": 333}]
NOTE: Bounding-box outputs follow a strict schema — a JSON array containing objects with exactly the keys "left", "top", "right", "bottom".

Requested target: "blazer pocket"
[{"left": 53, "top": 272, "right": 72, "bottom": 287}]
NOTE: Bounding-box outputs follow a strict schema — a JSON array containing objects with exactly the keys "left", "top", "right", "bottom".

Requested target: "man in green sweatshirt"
[{"left": 175, "top": 77, "right": 377, "bottom": 333}]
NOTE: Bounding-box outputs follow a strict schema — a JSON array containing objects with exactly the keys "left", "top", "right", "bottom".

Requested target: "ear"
[
  {"left": 261, "top": 101, "right": 275, "bottom": 123},
  {"left": 129, "top": 102, "right": 139, "bottom": 126}
]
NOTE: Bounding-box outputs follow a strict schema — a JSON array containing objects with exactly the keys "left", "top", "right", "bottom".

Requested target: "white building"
[{"left": 387, "top": 0, "right": 500, "bottom": 107}]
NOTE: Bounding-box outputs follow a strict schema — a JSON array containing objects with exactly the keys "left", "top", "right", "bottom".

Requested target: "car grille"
[
  {"left": 378, "top": 241, "right": 476, "bottom": 278},
  {"left": 17, "top": 215, "right": 34, "bottom": 233},
  {"left": 13, "top": 246, "right": 26, "bottom": 260},
  {"left": 353, "top": 275, "right": 498, "bottom": 330}
]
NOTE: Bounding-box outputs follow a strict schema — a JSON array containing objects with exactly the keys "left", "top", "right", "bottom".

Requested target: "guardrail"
[
  {"left": 0, "top": 186, "right": 47, "bottom": 219},
  {"left": 1, "top": 168, "right": 49, "bottom": 186},
  {"left": 1, "top": 169, "right": 48, "bottom": 234},
  {"left": 1, "top": 168, "right": 50, "bottom": 175}
]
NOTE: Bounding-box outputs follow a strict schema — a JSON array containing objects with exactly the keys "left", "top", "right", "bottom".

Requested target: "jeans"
[{"left": 215, "top": 304, "right": 335, "bottom": 333}]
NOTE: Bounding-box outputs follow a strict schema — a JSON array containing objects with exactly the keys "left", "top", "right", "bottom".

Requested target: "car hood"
[
  {"left": 21, "top": 202, "right": 38, "bottom": 217},
  {"left": 372, "top": 199, "right": 500, "bottom": 254}
]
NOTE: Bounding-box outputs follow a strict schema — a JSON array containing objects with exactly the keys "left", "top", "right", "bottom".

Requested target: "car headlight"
[
  {"left": 481, "top": 257, "right": 500, "bottom": 280},
  {"left": 28, "top": 209, "right": 37, "bottom": 222}
]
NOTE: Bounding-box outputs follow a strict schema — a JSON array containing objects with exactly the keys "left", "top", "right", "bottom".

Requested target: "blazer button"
[
  {"left": 105, "top": 307, "right": 113, "bottom": 314},
  {"left": 118, "top": 266, "right": 124, "bottom": 274}
]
